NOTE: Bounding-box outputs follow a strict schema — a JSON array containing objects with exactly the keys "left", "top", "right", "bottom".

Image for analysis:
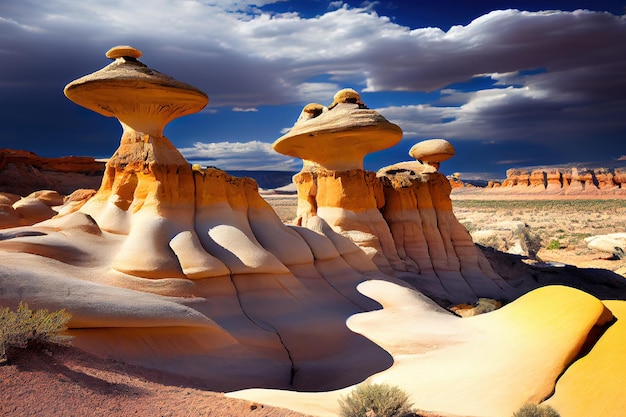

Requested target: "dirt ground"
[
  {"left": 451, "top": 198, "right": 626, "bottom": 275},
  {"left": 0, "top": 345, "right": 315, "bottom": 417},
  {"left": 0, "top": 345, "right": 449, "bottom": 417}
]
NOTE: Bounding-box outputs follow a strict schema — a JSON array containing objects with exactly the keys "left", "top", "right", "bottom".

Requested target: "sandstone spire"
[
  {"left": 274, "top": 89, "right": 405, "bottom": 271},
  {"left": 63, "top": 46, "right": 217, "bottom": 278}
]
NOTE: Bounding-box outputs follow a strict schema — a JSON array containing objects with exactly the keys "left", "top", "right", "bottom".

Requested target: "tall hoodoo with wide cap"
[
  {"left": 62, "top": 46, "right": 213, "bottom": 277},
  {"left": 272, "top": 88, "right": 404, "bottom": 270}
]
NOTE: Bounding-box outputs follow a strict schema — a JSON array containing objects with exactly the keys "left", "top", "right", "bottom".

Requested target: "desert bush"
[
  {"left": 546, "top": 239, "right": 562, "bottom": 250},
  {"left": 512, "top": 403, "right": 560, "bottom": 417},
  {"left": 0, "top": 301, "right": 72, "bottom": 363},
  {"left": 338, "top": 382, "right": 413, "bottom": 417}
]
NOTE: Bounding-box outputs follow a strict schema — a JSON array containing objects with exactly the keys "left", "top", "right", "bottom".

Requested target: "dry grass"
[
  {"left": 263, "top": 195, "right": 298, "bottom": 223},
  {"left": 452, "top": 199, "right": 626, "bottom": 273}
]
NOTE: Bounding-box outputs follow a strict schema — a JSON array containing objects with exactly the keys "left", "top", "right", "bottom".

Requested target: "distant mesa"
[
  {"left": 500, "top": 165, "right": 626, "bottom": 192},
  {"left": 0, "top": 148, "right": 104, "bottom": 196},
  {"left": 1, "top": 46, "right": 626, "bottom": 417},
  {"left": 451, "top": 164, "right": 626, "bottom": 197}
]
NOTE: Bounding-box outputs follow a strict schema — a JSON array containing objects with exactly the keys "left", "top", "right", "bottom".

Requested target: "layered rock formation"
[
  {"left": 0, "top": 149, "right": 104, "bottom": 196},
  {"left": 0, "top": 47, "right": 396, "bottom": 391},
  {"left": 493, "top": 166, "right": 626, "bottom": 194},
  {"left": 1, "top": 46, "right": 626, "bottom": 417},
  {"left": 276, "top": 111, "right": 517, "bottom": 304}
]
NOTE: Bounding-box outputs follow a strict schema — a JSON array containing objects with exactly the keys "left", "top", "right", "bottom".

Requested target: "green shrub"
[
  {"left": 546, "top": 239, "right": 562, "bottom": 250},
  {"left": 512, "top": 403, "right": 561, "bottom": 417},
  {"left": 0, "top": 301, "right": 72, "bottom": 363},
  {"left": 338, "top": 382, "right": 413, "bottom": 417}
]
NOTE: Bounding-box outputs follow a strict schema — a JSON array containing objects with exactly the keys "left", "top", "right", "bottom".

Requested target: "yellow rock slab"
[
  {"left": 349, "top": 283, "right": 611, "bottom": 417},
  {"left": 229, "top": 284, "right": 611, "bottom": 417},
  {"left": 545, "top": 299, "right": 626, "bottom": 417}
]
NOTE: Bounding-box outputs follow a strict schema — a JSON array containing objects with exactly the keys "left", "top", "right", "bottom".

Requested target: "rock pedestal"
[
  {"left": 64, "top": 46, "right": 209, "bottom": 278},
  {"left": 276, "top": 93, "right": 518, "bottom": 304}
]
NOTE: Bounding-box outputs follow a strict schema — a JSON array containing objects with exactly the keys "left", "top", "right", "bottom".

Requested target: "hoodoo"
[
  {"left": 276, "top": 95, "right": 518, "bottom": 304},
  {"left": 64, "top": 45, "right": 214, "bottom": 278}
]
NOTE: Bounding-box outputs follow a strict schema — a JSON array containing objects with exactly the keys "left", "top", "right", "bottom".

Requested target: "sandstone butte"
[
  {"left": 1, "top": 46, "right": 626, "bottom": 417},
  {"left": 464, "top": 166, "right": 626, "bottom": 196},
  {"left": 0, "top": 148, "right": 104, "bottom": 198}
]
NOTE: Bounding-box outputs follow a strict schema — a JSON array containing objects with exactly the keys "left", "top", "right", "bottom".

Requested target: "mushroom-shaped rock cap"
[
  {"left": 105, "top": 45, "right": 142, "bottom": 59},
  {"left": 409, "top": 139, "right": 455, "bottom": 163},
  {"left": 64, "top": 46, "right": 208, "bottom": 136},
  {"left": 273, "top": 89, "right": 402, "bottom": 171}
]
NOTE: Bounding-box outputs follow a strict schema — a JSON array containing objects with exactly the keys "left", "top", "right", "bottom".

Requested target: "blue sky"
[{"left": 1, "top": 1, "right": 625, "bottom": 180}]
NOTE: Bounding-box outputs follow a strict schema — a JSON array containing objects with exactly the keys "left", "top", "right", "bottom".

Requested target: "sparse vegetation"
[
  {"left": 0, "top": 301, "right": 72, "bottom": 363},
  {"left": 546, "top": 239, "right": 562, "bottom": 250},
  {"left": 338, "top": 382, "right": 414, "bottom": 417},
  {"left": 452, "top": 198, "right": 626, "bottom": 271},
  {"left": 512, "top": 403, "right": 561, "bottom": 417}
]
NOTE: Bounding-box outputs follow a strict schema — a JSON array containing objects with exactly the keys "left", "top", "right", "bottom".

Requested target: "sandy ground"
[
  {"left": 0, "top": 345, "right": 314, "bottom": 417},
  {"left": 450, "top": 195, "right": 626, "bottom": 275}
]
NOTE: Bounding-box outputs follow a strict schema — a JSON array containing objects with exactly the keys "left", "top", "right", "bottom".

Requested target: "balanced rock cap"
[
  {"left": 409, "top": 139, "right": 455, "bottom": 163},
  {"left": 273, "top": 88, "right": 402, "bottom": 171},
  {"left": 64, "top": 45, "right": 208, "bottom": 136}
]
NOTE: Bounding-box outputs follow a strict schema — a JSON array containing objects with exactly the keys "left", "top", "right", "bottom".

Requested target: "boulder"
[
  {"left": 408, "top": 138, "right": 455, "bottom": 171},
  {"left": 585, "top": 233, "right": 626, "bottom": 259}
]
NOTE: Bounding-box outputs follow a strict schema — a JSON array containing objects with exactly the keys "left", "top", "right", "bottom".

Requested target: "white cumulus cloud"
[{"left": 178, "top": 140, "right": 301, "bottom": 171}]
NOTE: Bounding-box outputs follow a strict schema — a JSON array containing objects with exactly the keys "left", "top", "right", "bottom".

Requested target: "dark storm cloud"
[{"left": 0, "top": 1, "right": 624, "bottom": 174}]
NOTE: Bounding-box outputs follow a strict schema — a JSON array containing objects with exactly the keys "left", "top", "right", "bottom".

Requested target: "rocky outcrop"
[
  {"left": 0, "top": 47, "right": 394, "bottom": 391},
  {"left": 276, "top": 97, "right": 516, "bottom": 304},
  {"left": 377, "top": 166, "right": 517, "bottom": 303},
  {"left": 0, "top": 149, "right": 104, "bottom": 196},
  {"left": 488, "top": 166, "right": 626, "bottom": 195}
]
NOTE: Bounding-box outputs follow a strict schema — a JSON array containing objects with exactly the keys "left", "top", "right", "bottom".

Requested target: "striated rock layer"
[
  {"left": 491, "top": 165, "right": 626, "bottom": 195},
  {"left": 292, "top": 163, "right": 519, "bottom": 305},
  {"left": 279, "top": 93, "right": 519, "bottom": 305},
  {"left": 0, "top": 148, "right": 104, "bottom": 196}
]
